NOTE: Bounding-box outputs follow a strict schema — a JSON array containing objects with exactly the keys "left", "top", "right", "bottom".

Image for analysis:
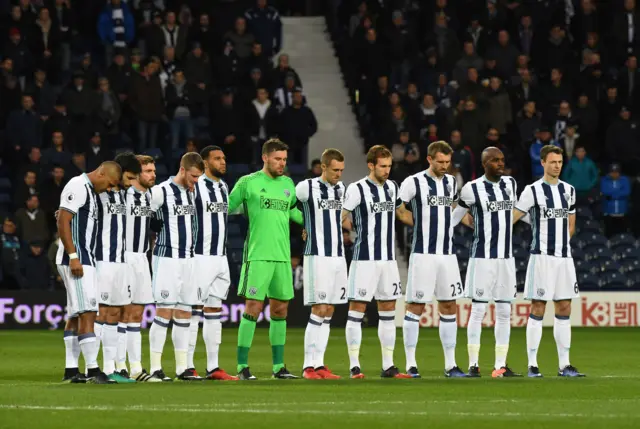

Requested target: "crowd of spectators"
[
  {"left": 328, "top": 0, "right": 640, "bottom": 238},
  {"left": 0, "top": 0, "right": 319, "bottom": 290}
]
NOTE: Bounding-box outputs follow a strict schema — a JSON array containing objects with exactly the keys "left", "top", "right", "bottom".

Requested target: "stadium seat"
[
  {"left": 455, "top": 246, "right": 468, "bottom": 261},
  {"left": 143, "top": 148, "right": 164, "bottom": 160},
  {"left": 601, "top": 272, "right": 628, "bottom": 289},
  {"left": 574, "top": 259, "right": 592, "bottom": 275},
  {"left": 623, "top": 259, "right": 640, "bottom": 274},
  {"left": 586, "top": 247, "right": 614, "bottom": 262},
  {"left": 515, "top": 258, "right": 528, "bottom": 273},
  {"left": 578, "top": 271, "right": 600, "bottom": 288},
  {"left": 0, "top": 177, "right": 11, "bottom": 190},
  {"left": 512, "top": 246, "right": 527, "bottom": 261},
  {"left": 600, "top": 260, "right": 622, "bottom": 274},
  {"left": 227, "top": 222, "right": 242, "bottom": 237},
  {"left": 571, "top": 248, "right": 585, "bottom": 261},
  {"left": 0, "top": 193, "right": 10, "bottom": 205},
  {"left": 227, "top": 164, "right": 250, "bottom": 175},
  {"left": 512, "top": 235, "right": 524, "bottom": 249},
  {"left": 576, "top": 206, "right": 594, "bottom": 220},
  {"left": 458, "top": 259, "right": 468, "bottom": 271},
  {"left": 229, "top": 250, "right": 243, "bottom": 264},
  {"left": 609, "top": 233, "right": 636, "bottom": 250},
  {"left": 228, "top": 237, "right": 244, "bottom": 250},
  {"left": 155, "top": 163, "right": 169, "bottom": 177},
  {"left": 580, "top": 219, "right": 602, "bottom": 234},
  {"left": 287, "top": 164, "right": 307, "bottom": 176}
]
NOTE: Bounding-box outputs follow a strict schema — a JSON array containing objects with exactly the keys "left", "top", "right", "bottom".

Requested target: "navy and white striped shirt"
[
  {"left": 515, "top": 178, "right": 576, "bottom": 258},
  {"left": 126, "top": 186, "right": 153, "bottom": 254},
  {"left": 458, "top": 176, "right": 516, "bottom": 259},
  {"left": 194, "top": 175, "right": 228, "bottom": 256},
  {"left": 95, "top": 190, "right": 127, "bottom": 263},
  {"left": 296, "top": 178, "right": 345, "bottom": 257},
  {"left": 343, "top": 177, "right": 401, "bottom": 261},
  {"left": 399, "top": 171, "right": 458, "bottom": 255},
  {"left": 56, "top": 174, "right": 99, "bottom": 266},
  {"left": 150, "top": 178, "right": 197, "bottom": 259}
]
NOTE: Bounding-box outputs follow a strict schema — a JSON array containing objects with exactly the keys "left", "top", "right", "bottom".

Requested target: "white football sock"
[
  {"left": 467, "top": 302, "right": 486, "bottom": 368},
  {"left": 439, "top": 313, "right": 458, "bottom": 371},
  {"left": 315, "top": 317, "right": 331, "bottom": 368},
  {"left": 378, "top": 311, "right": 396, "bottom": 371},
  {"left": 494, "top": 302, "right": 511, "bottom": 369},
  {"left": 303, "top": 314, "right": 323, "bottom": 370},
  {"left": 402, "top": 311, "right": 420, "bottom": 371},
  {"left": 63, "top": 330, "right": 80, "bottom": 368},
  {"left": 187, "top": 310, "right": 201, "bottom": 369},
  {"left": 554, "top": 315, "right": 571, "bottom": 369},
  {"left": 116, "top": 322, "right": 128, "bottom": 371},
  {"left": 94, "top": 321, "right": 103, "bottom": 343},
  {"left": 101, "top": 323, "right": 118, "bottom": 374},
  {"left": 126, "top": 323, "right": 142, "bottom": 375},
  {"left": 345, "top": 311, "right": 364, "bottom": 370},
  {"left": 526, "top": 314, "right": 543, "bottom": 368},
  {"left": 172, "top": 318, "right": 190, "bottom": 375},
  {"left": 79, "top": 333, "right": 99, "bottom": 370},
  {"left": 149, "top": 316, "right": 169, "bottom": 373},
  {"left": 203, "top": 312, "right": 222, "bottom": 372}
]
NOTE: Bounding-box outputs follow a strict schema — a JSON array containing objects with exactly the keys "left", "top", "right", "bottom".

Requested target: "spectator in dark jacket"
[
  {"left": 98, "top": 0, "right": 135, "bottom": 65},
  {"left": 278, "top": 88, "right": 318, "bottom": 165},
  {"left": 21, "top": 240, "right": 50, "bottom": 289},
  {"left": 106, "top": 50, "right": 133, "bottom": 104},
  {"left": 188, "top": 13, "right": 221, "bottom": 60},
  {"left": 14, "top": 170, "right": 38, "bottom": 210},
  {"left": 85, "top": 131, "right": 112, "bottom": 172},
  {"left": 245, "top": 0, "right": 282, "bottom": 57},
  {"left": 517, "top": 100, "right": 542, "bottom": 144},
  {"left": 26, "top": 68, "right": 56, "bottom": 119},
  {"left": 15, "top": 194, "right": 49, "bottom": 245},
  {"left": 224, "top": 16, "right": 255, "bottom": 60},
  {"left": 40, "top": 165, "right": 67, "bottom": 232},
  {"left": 31, "top": 7, "right": 62, "bottom": 83},
  {"left": 6, "top": 94, "right": 42, "bottom": 152},
  {"left": 43, "top": 99, "right": 72, "bottom": 149},
  {"left": 247, "top": 87, "right": 279, "bottom": 164},
  {"left": 606, "top": 106, "right": 640, "bottom": 175},
  {"left": 183, "top": 43, "right": 212, "bottom": 98},
  {"left": 61, "top": 71, "right": 94, "bottom": 141},
  {"left": 95, "top": 77, "right": 122, "bottom": 142},
  {"left": 4, "top": 27, "right": 34, "bottom": 82},
  {"left": 129, "top": 60, "right": 164, "bottom": 150},
  {"left": 450, "top": 129, "right": 474, "bottom": 183},
  {"left": 165, "top": 70, "right": 195, "bottom": 150},
  {"left": 601, "top": 163, "right": 631, "bottom": 237},
  {"left": 52, "top": 0, "right": 76, "bottom": 71},
  {"left": 41, "top": 131, "right": 72, "bottom": 172},
  {"left": 0, "top": 216, "right": 24, "bottom": 290},
  {"left": 212, "top": 89, "right": 247, "bottom": 163}
]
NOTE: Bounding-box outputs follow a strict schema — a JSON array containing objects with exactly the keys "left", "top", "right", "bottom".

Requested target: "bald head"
[
  {"left": 90, "top": 161, "right": 123, "bottom": 193},
  {"left": 100, "top": 161, "right": 123, "bottom": 177},
  {"left": 481, "top": 147, "right": 506, "bottom": 180}
]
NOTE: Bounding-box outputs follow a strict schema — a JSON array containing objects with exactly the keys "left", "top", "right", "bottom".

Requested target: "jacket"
[
  {"left": 561, "top": 156, "right": 599, "bottom": 193},
  {"left": 601, "top": 175, "right": 631, "bottom": 216},
  {"left": 97, "top": 3, "right": 135, "bottom": 45},
  {"left": 245, "top": 6, "right": 282, "bottom": 55}
]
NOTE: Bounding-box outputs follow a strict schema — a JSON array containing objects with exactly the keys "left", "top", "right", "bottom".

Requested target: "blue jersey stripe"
[
  {"left": 383, "top": 182, "right": 394, "bottom": 259},
  {"left": 319, "top": 182, "right": 332, "bottom": 256},
  {"left": 353, "top": 183, "right": 369, "bottom": 260},
  {"left": 334, "top": 186, "right": 343, "bottom": 257},
  {"left": 470, "top": 183, "right": 484, "bottom": 258},
  {"left": 366, "top": 181, "right": 383, "bottom": 260},
  {"left": 425, "top": 175, "right": 438, "bottom": 254},
  {"left": 483, "top": 181, "right": 499, "bottom": 258},
  {"left": 499, "top": 180, "right": 512, "bottom": 258},
  {"left": 411, "top": 177, "right": 423, "bottom": 253},
  {"left": 558, "top": 183, "right": 569, "bottom": 258},
  {"left": 541, "top": 183, "right": 556, "bottom": 256},
  {"left": 442, "top": 175, "right": 452, "bottom": 254}
]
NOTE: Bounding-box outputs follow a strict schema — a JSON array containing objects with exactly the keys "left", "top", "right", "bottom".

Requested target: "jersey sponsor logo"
[
  {"left": 426, "top": 195, "right": 454, "bottom": 207},
  {"left": 540, "top": 206, "right": 570, "bottom": 219},
  {"left": 206, "top": 201, "right": 228, "bottom": 213},
  {"left": 172, "top": 204, "right": 196, "bottom": 216},
  {"left": 260, "top": 196, "right": 289, "bottom": 211},
  {"left": 130, "top": 205, "right": 154, "bottom": 217},
  {"left": 368, "top": 201, "right": 395, "bottom": 213},
  {"left": 485, "top": 200, "right": 514, "bottom": 212},
  {"left": 316, "top": 198, "right": 342, "bottom": 211},
  {"left": 106, "top": 203, "right": 126, "bottom": 215}
]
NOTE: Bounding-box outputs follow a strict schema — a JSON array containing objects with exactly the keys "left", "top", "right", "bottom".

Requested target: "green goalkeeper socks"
[
  {"left": 269, "top": 317, "right": 287, "bottom": 373},
  {"left": 237, "top": 313, "right": 257, "bottom": 373}
]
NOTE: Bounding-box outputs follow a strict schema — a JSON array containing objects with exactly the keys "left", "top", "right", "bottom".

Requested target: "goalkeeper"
[{"left": 228, "top": 139, "right": 303, "bottom": 380}]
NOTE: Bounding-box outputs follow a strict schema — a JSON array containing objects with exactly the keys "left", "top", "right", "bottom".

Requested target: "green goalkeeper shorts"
[{"left": 238, "top": 261, "right": 294, "bottom": 302}]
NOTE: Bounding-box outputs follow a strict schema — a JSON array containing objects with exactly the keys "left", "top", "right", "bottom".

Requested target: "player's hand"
[
  {"left": 302, "top": 229, "right": 307, "bottom": 241},
  {"left": 342, "top": 218, "right": 353, "bottom": 231},
  {"left": 462, "top": 213, "right": 474, "bottom": 229},
  {"left": 54, "top": 210, "right": 60, "bottom": 221},
  {"left": 70, "top": 258, "right": 84, "bottom": 278}
]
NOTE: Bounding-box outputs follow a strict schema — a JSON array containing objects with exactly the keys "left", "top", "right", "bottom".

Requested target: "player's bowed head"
[
  {"left": 177, "top": 152, "right": 205, "bottom": 191},
  {"left": 320, "top": 148, "right": 345, "bottom": 186},
  {"left": 366, "top": 145, "right": 393, "bottom": 184},
  {"left": 114, "top": 151, "right": 142, "bottom": 190},
  {"left": 262, "top": 138, "right": 289, "bottom": 178},
  {"left": 92, "top": 161, "right": 123, "bottom": 193}
]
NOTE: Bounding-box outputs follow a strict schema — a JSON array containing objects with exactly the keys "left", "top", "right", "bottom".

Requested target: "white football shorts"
[
  {"left": 524, "top": 254, "right": 578, "bottom": 301},
  {"left": 126, "top": 252, "right": 153, "bottom": 305},
  {"left": 193, "top": 254, "right": 231, "bottom": 308},
  {"left": 465, "top": 257, "right": 517, "bottom": 302},
  {"left": 96, "top": 261, "right": 129, "bottom": 306},
  {"left": 58, "top": 264, "right": 98, "bottom": 316},
  {"left": 151, "top": 256, "right": 199, "bottom": 307},
  {"left": 303, "top": 255, "right": 348, "bottom": 306},
  {"left": 347, "top": 260, "right": 402, "bottom": 302},
  {"left": 405, "top": 253, "right": 463, "bottom": 303}
]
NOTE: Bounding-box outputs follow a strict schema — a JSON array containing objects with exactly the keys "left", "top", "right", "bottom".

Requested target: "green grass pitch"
[{"left": 0, "top": 327, "right": 639, "bottom": 428}]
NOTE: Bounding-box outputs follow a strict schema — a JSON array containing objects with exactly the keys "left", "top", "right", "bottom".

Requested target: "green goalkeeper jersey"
[{"left": 228, "top": 171, "right": 303, "bottom": 262}]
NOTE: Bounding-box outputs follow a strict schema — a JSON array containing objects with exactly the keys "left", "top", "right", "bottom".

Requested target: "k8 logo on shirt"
[
  {"left": 260, "top": 197, "right": 289, "bottom": 211},
  {"left": 106, "top": 203, "right": 126, "bottom": 215},
  {"left": 206, "top": 201, "right": 228, "bottom": 213},
  {"left": 316, "top": 198, "right": 342, "bottom": 210},
  {"left": 541, "top": 206, "right": 570, "bottom": 219},
  {"left": 426, "top": 195, "right": 454, "bottom": 207},
  {"left": 172, "top": 204, "right": 196, "bottom": 216}
]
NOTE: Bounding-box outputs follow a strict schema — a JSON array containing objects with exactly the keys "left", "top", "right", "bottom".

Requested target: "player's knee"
[
  {"left": 311, "top": 304, "right": 329, "bottom": 318},
  {"left": 438, "top": 300, "right": 457, "bottom": 315},
  {"left": 377, "top": 300, "right": 396, "bottom": 312},
  {"left": 554, "top": 300, "right": 571, "bottom": 316},
  {"left": 244, "top": 300, "right": 264, "bottom": 318},
  {"left": 530, "top": 300, "right": 546, "bottom": 317},
  {"left": 127, "top": 305, "right": 144, "bottom": 322},
  {"left": 65, "top": 317, "right": 78, "bottom": 331},
  {"left": 470, "top": 302, "right": 487, "bottom": 320},
  {"left": 270, "top": 305, "right": 288, "bottom": 319},
  {"left": 204, "top": 307, "right": 222, "bottom": 314},
  {"left": 155, "top": 307, "right": 172, "bottom": 320},
  {"left": 405, "top": 302, "right": 424, "bottom": 316},
  {"left": 105, "top": 306, "right": 121, "bottom": 323},
  {"left": 348, "top": 301, "right": 366, "bottom": 313}
]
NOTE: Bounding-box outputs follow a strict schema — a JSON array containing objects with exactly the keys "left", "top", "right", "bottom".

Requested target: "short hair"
[
  {"left": 136, "top": 155, "right": 155, "bottom": 166},
  {"left": 540, "top": 145, "right": 564, "bottom": 161},
  {"left": 321, "top": 149, "right": 345, "bottom": 166},
  {"left": 200, "top": 145, "right": 223, "bottom": 160},
  {"left": 114, "top": 151, "right": 141, "bottom": 175},
  {"left": 427, "top": 141, "right": 453, "bottom": 158},
  {"left": 366, "top": 145, "right": 392, "bottom": 165},
  {"left": 262, "top": 138, "right": 289, "bottom": 155},
  {"left": 311, "top": 158, "right": 321, "bottom": 167},
  {"left": 180, "top": 152, "right": 205, "bottom": 172}
]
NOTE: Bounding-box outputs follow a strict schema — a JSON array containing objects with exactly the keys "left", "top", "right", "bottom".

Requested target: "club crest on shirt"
[
  {"left": 446, "top": 183, "right": 453, "bottom": 194},
  {"left": 563, "top": 193, "right": 571, "bottom": 202},
  {"left": 283, "top": 189, "right": 291, "bottom": 197},
  {"left": 505, "top": 187, "right": 512, "bottom": 197}
]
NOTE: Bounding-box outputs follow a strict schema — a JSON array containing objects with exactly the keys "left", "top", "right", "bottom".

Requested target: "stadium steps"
[{"left": 281, "top": 17, "right": 367, "bottom": 185}]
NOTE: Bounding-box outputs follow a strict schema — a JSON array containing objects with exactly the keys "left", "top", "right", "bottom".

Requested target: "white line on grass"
[{"left": 0, "top": 404, "right": 637, "bottom": 419}]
